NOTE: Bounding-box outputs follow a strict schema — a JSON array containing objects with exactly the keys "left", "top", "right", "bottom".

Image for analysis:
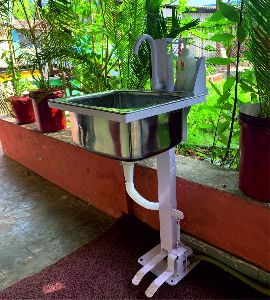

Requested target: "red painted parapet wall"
[
  {"left": 0, "top": 118, "right": 269, "bottom": 272},
  {"left": 0, "top": 119, "right": 128, "bottom": 218}
]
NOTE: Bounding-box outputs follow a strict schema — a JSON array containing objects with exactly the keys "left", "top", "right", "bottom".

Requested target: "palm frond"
[
  {"left": 0, "top": 88, "right": 13, "bottom": 116},
  {"left": 102, "top": 0, "right": 149, "bottom": 89},
  {"left": 145, "top": 1, "right": 199, "bottom": 39},
  {"left": 145, "top": 0, "right": 166, "bottom": 39},
  {"left": 244, "top": 0, "right": 270, "bottom": 117}
]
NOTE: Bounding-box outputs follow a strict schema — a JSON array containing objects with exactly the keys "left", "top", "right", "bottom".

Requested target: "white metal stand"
[
  {"left": 130, "top": 36, "right": 206, "bottom": 298},
  {"left": 131, "top": 149, "right": 199, "bottom": 298}
]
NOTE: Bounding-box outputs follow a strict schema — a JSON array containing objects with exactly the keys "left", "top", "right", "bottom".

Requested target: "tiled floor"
[{"left": 0, "top": 146, "right": 114, "bottom": 290}]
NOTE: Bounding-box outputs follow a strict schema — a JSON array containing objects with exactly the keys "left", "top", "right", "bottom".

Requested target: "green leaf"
[
  {"left": 210, "top": 33, "right": 234, "bottom": 42},
  {"left": 217, "top": 91, "right": 231, "bottom": 104},
  {"left": 208, "top": 10, "right": 225, "bottom": 22},
  {"left": 240, "top": 80, "right": 256, "bottom": 93},
  {"left": 218, "top": 0, "right": 240, "bottom": 23},
  {"left": 223, "top": 77, "right": 235, "bottom": 93},
  {"left": 243, "top": 50, "right": 252, "bottom": 61},
  {"left": 223, "top": 112, "right": 233, "bottom": 122},
  {"left": 233, "top": 130, "right": 240, "bottom": 139},
  {"left": 237, "top": 25, "right": 247, "bottom": 43},
  {"left": 250, "top": 92, "right": 258, "bottom": 101},
  {"left": 218, "top": 103, "right": 233, "bottom": 110},
  {"left": 1, "top": 52, "right": 7, "bottom": 59},
  {"left": 205, "top": 106, "right": 218, "bottom": 113},
  {"left": 196, "top": 151, "right": 207, "bottom": 158},
  {"left": 209, "top": 80, "right": 222, "bottom": 96},
  {"left": 207, "top": 57, "right": 233, "bottom": 65},
  {"left": 218, "top": 133, "right": 228, "bottom": 146},
  {"left": 218, "top": 121, "right": 230, "bottom": 134},
  {"left": 204, "top": 45, "right": 216, "bottom": 52},
  {"left": 169, "top": 18, "right": 199, "bottom": 38}
]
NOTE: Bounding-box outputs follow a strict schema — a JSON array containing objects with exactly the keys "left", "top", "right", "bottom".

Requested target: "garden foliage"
[{"left": 0, "top": 0, "right": 268, "bottom": 169}]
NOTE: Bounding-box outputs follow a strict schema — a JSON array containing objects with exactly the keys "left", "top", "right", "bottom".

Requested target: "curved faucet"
[{"left": 133, "top": 34, "right": 162, "bottom": 91}]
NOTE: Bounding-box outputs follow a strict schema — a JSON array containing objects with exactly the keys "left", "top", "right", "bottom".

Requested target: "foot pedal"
[
  {"left": 145, "top": 253, "right": 176, "bottom": 298},
  {"left": 132, "top": 250, "right": 167, "bottom": 285},
  {"left": 145, "top": 269, "right": 174, "bottom": 298}
]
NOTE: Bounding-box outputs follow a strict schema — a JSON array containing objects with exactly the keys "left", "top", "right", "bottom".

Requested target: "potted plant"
[
  {"left": 9, "top": 81, "right": 36, "bottom": 126},
  {"left": 2, "top": 51, "right": 36, "bottom": 125},
  {"left": 9, "top": 0, "right": 67, "bottom": 132},
  {"left": 0, "top": 2, "right": 35, "bottom": 124},
  {"left": 238, "top": 0, "right": 270, "bottom": 201},
  {"left": 208, "top": 0, "right": 269, "bottom": 201},
  {"left": 30, "top": 87, "right": 66, "bottom": 133}
]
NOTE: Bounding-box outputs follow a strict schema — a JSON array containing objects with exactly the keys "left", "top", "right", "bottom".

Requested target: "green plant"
[
  {"left": 0, "top": 87, "right": 12, "bottom": 116},
  {"left": 212, "top": 0, "right": 269, "bottom": 162},
  {"left": 244, "top": 0, "right": 270, "bottom": 118},
  {"left": 183, "top": 1, "right": 243, "bottom": 166},
  {"left": 1, "top": 51, "right": 33, "bottom": 96},
  {"left": 0, "top": 1, "right": 33, "bottom": 115},
  {"left": 145, "top": 0, "right": 199, "bottom": 40},
  {"left": 43, "top": 0, "right": 110, "bottom": 93},
  {"left": 43, "top": 0, "right": 199, "bottom": 93},
  {"left": 1, "top": 0, "right": 75, "bottom": 93},
  {"left": 0, "top": 52, "right": 34, "bottom": 116},
  {"left": 37, "top": 0, "right": 150, "bottom": 92},
  {"left": 101, "top": 0, "right": 151, "bottom": 90},
  {"left": 186, "top": 0, "right": 269, "bottom": 168}
]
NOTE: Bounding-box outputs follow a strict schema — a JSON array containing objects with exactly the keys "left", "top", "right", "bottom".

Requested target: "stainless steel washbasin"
[{"left": 49, "top": 90, "right": 206, "bottom": 161}]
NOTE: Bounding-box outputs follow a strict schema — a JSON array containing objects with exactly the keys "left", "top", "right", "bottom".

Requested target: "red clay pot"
[
  {"left": 30, "top": 89, "right": 66, "bottom": 133},
  {"left": 10, "top": 95, "right": 36, "bottom": 125},
  {"left": 239, "top": 103, "right": 270, "bottom": 202}
]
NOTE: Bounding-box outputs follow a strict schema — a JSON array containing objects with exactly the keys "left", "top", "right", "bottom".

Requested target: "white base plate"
[{"left": 138, "top": 244, "right": 199, "bottom": 286}]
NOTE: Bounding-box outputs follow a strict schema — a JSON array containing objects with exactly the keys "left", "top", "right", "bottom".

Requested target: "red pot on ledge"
[
  {"left": 10, "top": 95, "right": 36, "bottom": 125},
  {"left": 30, "top": 89, "right": 66, "bottom": 133},
  {"left": 239, "top": 103, "right": 270, "bottom": 202}
]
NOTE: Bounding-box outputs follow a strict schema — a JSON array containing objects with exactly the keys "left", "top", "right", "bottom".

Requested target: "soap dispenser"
[{"left": 175, "top": 42, "right": 197, "bottom": 92}]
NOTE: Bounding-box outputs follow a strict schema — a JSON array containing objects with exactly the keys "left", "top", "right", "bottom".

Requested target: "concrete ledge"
[
  {"left": 0, "top": 117, "right": 269, "bottom": 275},
  {"left": 138, "top": 155, "right": 269, "bottom": 206}
]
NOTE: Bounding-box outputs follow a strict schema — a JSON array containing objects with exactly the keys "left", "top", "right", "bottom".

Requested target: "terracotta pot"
[
  {"left": 10, "top": 95, "right": 36, "bottom": 125},
  {"left": 239, "top": 103, "right": 270, "bottom": 202},
  {"left": 30, "top": 89, "right": 66, "bottom": 133}
]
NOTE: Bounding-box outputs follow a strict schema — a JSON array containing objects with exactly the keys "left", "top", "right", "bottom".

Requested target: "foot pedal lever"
[
  {"left": 132, "top": 250, "right": 167, "bottom": 286},
  {"left": 145, "top": 253, "right": 177, "bottom": 298}
]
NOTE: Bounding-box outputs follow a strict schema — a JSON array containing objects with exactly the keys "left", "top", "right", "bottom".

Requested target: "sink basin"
[{"left": 49, "top": 90, "right": 206, "bottom": 161}]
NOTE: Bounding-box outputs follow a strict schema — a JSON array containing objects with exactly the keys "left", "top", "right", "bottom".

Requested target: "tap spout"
[{"left": 133, "top": 34, "right": 162, "bottom": 90}]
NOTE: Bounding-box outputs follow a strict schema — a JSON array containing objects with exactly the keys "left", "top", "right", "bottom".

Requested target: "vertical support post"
[
  {"left": 155, "top": 39, "right": 168, "bottom": 88},
  {"left": 157, "top": 148, "right": 177, "bottom": 252}
]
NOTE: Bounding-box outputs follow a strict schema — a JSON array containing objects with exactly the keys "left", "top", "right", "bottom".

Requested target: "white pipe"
[
  {"left": 122, "top": 162, "right": 159, "bottom": 210},
  {"left": 133, "top": 34, "right": 162, "bottom": 91}
]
